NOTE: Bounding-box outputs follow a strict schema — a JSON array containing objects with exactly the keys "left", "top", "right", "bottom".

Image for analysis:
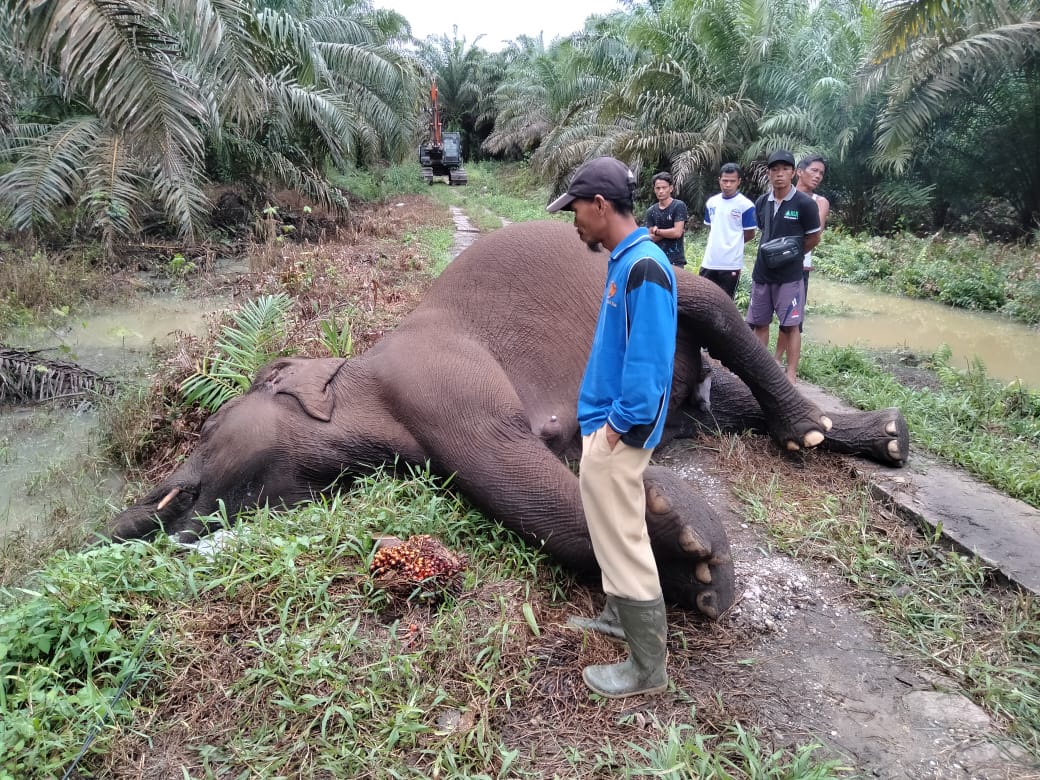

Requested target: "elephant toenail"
[
  {"left": 886, "top": 421, "right": 897, "bottom": 436},
  {"left": 696, "top": 591, "right": 719, "bottom": 619},
  {"left": 678, "top": 527, "right": 708, "bottom": 556},
  {"left": 887, "top": 440, "right": 902, "bottom": 459},
  {"left": 695, "top": 562, "right": 712, "bottom": 584},
  {"left": 647, "top": 489, "right": 671, "bottom": 514},
  {"left": 804, "top": 430, "right": 825, "bottom": 447}
]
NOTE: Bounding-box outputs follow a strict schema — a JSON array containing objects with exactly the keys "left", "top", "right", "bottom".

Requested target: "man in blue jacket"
[{"left": 547, "top": 156, "right": 678, "bottom": 698}]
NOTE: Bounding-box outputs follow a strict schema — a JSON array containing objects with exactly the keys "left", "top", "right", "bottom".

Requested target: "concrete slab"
[{"left": 798, "top": 382, "right": 1040, "bottom": 596}]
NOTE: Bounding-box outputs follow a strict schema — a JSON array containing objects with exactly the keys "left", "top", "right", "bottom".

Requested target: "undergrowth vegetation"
[
  {"left": 815, "top": 231, "right": 1040, "bottom": 325},
  {"left": 800, "top": 344, "right": 1040, "bottom": 509},
  {"left": 0, "top": 245, "right": 115, "bottom": 333},
  {"left": 0, "top": 471, "right": 845, "bottom": 779},
  {"left": 178, "top": 293, "right": 295, "bottom": 412}
]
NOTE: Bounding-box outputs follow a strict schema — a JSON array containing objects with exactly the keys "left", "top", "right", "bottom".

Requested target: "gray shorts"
[{"left": 745, "top": 280, "right": 805, "bottom": 328}]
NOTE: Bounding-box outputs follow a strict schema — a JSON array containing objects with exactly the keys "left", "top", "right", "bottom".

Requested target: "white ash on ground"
[
  {"left": 672, "top": 457, "right": 837, "bottom": 635},
  {"left": 725, "top": 540, "right": 837, "bottom": 634}
]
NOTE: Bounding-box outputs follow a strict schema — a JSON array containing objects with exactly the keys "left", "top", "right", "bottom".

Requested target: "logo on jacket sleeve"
[{"left": 608, "top": 281, "right": 617, "bottom": 298}]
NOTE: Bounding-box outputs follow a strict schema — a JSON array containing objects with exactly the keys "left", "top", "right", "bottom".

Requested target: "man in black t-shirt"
[
  {"left": 645, "top": 172, "right": 688, "bottom": 267},
  {"left": 745, "top": 150, "right": 821, "bottom": 383}
]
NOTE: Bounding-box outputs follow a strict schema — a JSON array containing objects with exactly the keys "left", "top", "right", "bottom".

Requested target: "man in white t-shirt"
[{"left": 699, "top": 163, "right": 758, "bottom": 299}]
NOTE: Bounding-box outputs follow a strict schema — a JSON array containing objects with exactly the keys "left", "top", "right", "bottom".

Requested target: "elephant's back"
[
  {"left": 393, "top": 221, "right": 605, "bottom": 423},
  {"left": 419, "top": 220, "right": 604, "bottom": 335}
]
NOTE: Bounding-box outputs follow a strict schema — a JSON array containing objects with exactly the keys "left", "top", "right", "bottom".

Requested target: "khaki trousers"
[{"left": 579, "top": 426, "right": 662, "bottom": 602}]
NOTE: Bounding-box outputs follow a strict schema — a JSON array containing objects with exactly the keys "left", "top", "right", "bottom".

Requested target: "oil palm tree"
[
  {"left": 0, "top": 0, "right": 418, "bottom": 247},
  {"left": 864, "top": 0, "right": 1040, "bottom": 165},
  {"left": 534, "top": 0, "right": 803, "bottom": 202},
  {"left": 529, "top": 12, "right": 646, "bottom": 192},
  {"left": 1, "top": 0, "right": 209, "bottom": 246},
  {"left": 483, "top": 36, "right": 586, "bottom": 159},
  {"left": 861, "top": 0, "right": 1040, "bottom": 228}
]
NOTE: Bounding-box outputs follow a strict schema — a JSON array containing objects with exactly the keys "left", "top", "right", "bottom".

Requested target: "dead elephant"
[{"left": 109, "top": 220, "right": 909, "bottom": 619}]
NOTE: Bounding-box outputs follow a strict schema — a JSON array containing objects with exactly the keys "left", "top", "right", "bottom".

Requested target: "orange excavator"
[{"left": 418, "top": 82, "right": 467, "bottom": 185}]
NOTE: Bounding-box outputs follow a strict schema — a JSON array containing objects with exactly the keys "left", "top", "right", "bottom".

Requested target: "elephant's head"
[{"left": 107, "top": 357, "right": 351, "bottom": 542}]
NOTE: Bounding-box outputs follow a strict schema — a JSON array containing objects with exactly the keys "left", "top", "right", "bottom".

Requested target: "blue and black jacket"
[{"left": 578, "top": 227, "right": 678, "bottom": 449}]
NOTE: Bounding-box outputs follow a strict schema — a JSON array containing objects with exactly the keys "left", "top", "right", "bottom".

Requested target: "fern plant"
[{"left": 180, "top": 293, "right": 294, "bottom": 412}]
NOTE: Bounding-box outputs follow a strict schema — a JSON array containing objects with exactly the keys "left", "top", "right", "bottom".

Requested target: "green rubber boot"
[
  {"left": 567, "top": 595, "right": 625, "bottom": 640},
  {"left": 582, "top": 595, "right": 668, "bottom": 698}
]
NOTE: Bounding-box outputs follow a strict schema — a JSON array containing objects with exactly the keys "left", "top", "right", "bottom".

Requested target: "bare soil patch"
[{"left": 653, "top": 438, "right": 1037, "bottom": 780}]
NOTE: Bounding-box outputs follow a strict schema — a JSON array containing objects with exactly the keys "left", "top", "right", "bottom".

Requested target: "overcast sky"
[{"left": 376, "top": 0, "right": 625, "bottom": 51}]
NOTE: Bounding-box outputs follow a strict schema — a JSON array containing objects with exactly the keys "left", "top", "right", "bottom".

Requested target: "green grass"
[
  {"left": 327, "top": 162, "right": 431, "bottom": 201},
  {"left": 0, "top": 470, "right": 846, "bottom": 779},
  {"left": 799, "top": 344, "right": 1040, "bottom": 509},
  {"left": 410, "top": 224, "right": 456, "bottom": 276},
  {"left": 0, "top": 247, "right": 112, "bottom": 336},
  {"left": 815, "top": 230, "right": 1040, "bottom": 325},
  {"left": 427, "top": 161, "right": 567, "bottom": 227}
]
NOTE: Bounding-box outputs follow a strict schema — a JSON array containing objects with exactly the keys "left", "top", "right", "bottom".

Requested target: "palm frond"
[
  {"left": 180, "top": 293, "right": 294, "bottom": 413},
  {"left": 81, "top": 131, "right": 147, "bottom": 250},
  {"left": 223, "top": 134, "right": 348, "bottom": 210},
  {"left": 0, "top": 115, "right": 102, "bottom": 230},
  {"left": 22, "top": 0, "right": 206, "bottom": 151},
  {"left": 151, "top": 150, "right": 210, "bottom": 242}
]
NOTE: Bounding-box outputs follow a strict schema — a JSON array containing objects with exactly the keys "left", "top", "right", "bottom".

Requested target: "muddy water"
[
  {"left": 808, "top": 278, "right": 1040, "bottom": 388},
  {"left": 8, "top": 296, "right": 226, "bottom": 375},
  {"left": 1, "top": 295, "right": 229, "bottom": 540}
]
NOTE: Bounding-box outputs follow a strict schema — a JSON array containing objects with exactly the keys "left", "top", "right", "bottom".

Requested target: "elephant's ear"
[{"left": 254, "top": 358, "right": 345, "bottom": 422}]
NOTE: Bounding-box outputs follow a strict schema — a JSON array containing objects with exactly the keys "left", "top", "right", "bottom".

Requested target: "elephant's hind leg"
[{"left": 437, "top": 421, "right": 736, "bottom": 618}]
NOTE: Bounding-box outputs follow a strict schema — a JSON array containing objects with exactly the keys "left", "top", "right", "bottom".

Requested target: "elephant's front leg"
[
  {"left": 676, "top": 277, "right": 831, "bottom": 450},
  {"left": 676, "top": 365, "right": 910, "bottom": 467}
]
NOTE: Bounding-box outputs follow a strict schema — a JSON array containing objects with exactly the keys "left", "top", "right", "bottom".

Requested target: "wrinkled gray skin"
[{"left": 109, "top": 221, "right": 909, "bottom": 619}]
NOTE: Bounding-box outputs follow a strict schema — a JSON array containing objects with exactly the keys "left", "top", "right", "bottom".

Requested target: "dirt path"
[{"left": 657, "top": 441, "right": 1038, "bottom": 779}]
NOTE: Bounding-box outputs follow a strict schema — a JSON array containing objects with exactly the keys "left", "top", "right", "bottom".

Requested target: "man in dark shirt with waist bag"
[{"left": 745, "top": 150, "right": 821, "bottom": 383}]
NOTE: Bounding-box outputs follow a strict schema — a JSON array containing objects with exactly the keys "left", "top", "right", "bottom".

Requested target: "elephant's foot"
[
  {"left": 679, "top": 364, "right": 832, "bottom": 453},
  {"left": 821, "top": 408, "right": 910, "bottom": 466},
  {"left": 643, "top": 466, "right": 735, "bottom": 619}
]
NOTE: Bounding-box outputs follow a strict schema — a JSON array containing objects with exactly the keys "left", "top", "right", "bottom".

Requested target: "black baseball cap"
[
  {"left": 766, "top": 150, "right": 796, "bottom": 168},
  {"left": 546, "top": 157, "right": 637, "bottom": 212}
]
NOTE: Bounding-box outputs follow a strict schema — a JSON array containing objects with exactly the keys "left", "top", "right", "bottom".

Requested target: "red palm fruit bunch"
[{"left": 369, "top": 534, "right": 468, "bottom": 594}]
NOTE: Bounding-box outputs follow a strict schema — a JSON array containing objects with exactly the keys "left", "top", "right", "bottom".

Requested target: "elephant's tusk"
[{"left": 157, "top": 488, "right": 181, "bottom": 510}]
